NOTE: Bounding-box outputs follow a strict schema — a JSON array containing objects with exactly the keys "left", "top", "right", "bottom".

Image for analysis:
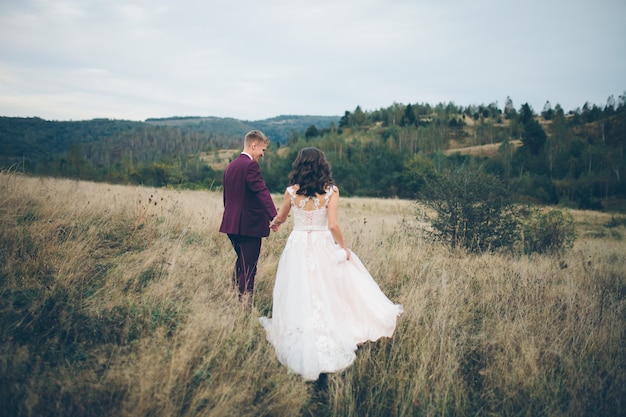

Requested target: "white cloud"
[{"left": 0, "top": 0, "right": 624, "bottom": 121}]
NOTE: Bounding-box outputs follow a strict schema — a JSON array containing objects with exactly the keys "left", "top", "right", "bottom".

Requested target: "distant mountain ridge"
[
  {"left": 0, "top": 117, "right": 145, "bottom": 168},
  {"left": 0, "top": 114, "right": 340, "bottom": 169},
  {"left": 144, "top": 114, "right": 340, "bottom": 144}
]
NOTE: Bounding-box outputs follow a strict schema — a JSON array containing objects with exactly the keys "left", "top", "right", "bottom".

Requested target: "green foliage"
[
  {"left": 401, "top": 103, "right": 417, "bottom": 126},
  {"left": 521, "top": 118, "right": 547, "bottom": 155},
  {"left": 418, "top": 166, "right": 578, "bottom": 254},
  {"left": 542, "top": 100, "right": 554, "bottom": 120},
  {"left": 0, "top": 117, "right": 144, "bottom": 172},
  {"left": 304, "top": 124, "right": 320, "bottom": 139},
  {"left": 402, "top": 152, "right": 436, "bottom": 196},
  {"left": 521, "top": 208, "right": 576, "bottom": 254},
  {"left": 519, "top": 102, "right": 535, "bottom": 125},
  {"left": 419, "top": 166, "right": 523, "bottom": 253},
  {"left": 513, "top": 174, "right": 559, "bottom": 204},
  {"left": 504, "top": 96, "right": 516, "bottom": 119},
  {"left": 146, "top": 114, "right": 340, "bottom": 145},
  {"left": 2, "top": 94, "right": 626, "bottom": 210},
  {"left": 0, "top": 115, "right": 338, "bottom": 189}
]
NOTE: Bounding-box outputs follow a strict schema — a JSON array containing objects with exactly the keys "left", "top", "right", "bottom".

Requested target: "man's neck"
[{"left": 241, "top": 151, "right": 253, "bottom": 160}]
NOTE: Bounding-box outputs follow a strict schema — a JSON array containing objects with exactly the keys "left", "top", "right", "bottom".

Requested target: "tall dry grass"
[{"left": 1, "top": 171, "right": 624, "bottom": 416}]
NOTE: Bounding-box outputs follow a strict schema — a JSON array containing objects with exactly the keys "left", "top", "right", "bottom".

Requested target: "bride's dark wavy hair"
[{"left": 289, "top": 147, "right": 334, "bottom": 197}]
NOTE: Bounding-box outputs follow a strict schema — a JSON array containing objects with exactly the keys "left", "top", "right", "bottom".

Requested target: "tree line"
[
  {"left": 1, "top": 93, "right": 625, "bottom": 210},
  {"left": 261, "top": 94, "right": 626, "bottom": 211}
]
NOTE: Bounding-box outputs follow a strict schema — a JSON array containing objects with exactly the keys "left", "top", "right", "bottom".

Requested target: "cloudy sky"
[{"left": 0, "top": 0, "right": 624, "bottom": 122}]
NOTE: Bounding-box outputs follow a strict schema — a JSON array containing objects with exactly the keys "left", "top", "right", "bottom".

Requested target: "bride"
[{"left": 259, "top": 147, "right": 403, "bottom": 381}]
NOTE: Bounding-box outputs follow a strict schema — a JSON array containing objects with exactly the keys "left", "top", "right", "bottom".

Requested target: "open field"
[
  {"left": 1, "top": 172, "right": 625, "bottom": 416},
  {"left": 443, "top": 140, "right": 523, "bottom": 158},
  {"left": 198, "top": 149, "right": 239, "bottom": 170},
  {"left": 200, "top": 147, "right": 293, "bottom": 171}
]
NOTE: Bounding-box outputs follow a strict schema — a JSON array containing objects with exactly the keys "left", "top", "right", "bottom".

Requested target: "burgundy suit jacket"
[{"left": 219, "top": 153, "right": 277, "bottom": 238}]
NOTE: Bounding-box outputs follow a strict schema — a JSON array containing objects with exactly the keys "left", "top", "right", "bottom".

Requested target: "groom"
[{"left": 219, "top": 130, "right": 277, "bottom": 306}]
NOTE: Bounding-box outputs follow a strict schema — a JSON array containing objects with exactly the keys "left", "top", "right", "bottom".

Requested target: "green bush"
[
  {"left": 521, "top": 208, "right": 576, "bottom": 254},
  {"left": 419, "top": 166, "right": 577, "bottom": 255},
  {"left": 419, "top": 166, "right": 523, "bottom": 253}
]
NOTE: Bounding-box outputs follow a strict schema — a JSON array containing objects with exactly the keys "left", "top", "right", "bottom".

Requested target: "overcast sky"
[{"left": 0, "top": 0, "right": 624, "bottom": 122}]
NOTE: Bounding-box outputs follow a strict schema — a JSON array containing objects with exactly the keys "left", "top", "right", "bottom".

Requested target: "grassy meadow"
[{"left": 1, "top": 172, "right": 625, "bottom": 417}]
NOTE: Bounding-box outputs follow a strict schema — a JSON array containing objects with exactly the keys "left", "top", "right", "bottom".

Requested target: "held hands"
[{"left": 270, "top": 219, "right": 281, "bottom": 232}]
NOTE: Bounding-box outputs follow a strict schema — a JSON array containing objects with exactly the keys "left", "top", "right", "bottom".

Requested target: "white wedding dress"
[{"left": 259, "top": 185, "right": 403, "bottom": 381}]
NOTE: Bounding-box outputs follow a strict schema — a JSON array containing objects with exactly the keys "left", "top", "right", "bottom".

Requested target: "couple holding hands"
[{"left": 219, "top": 130, "right": 402, "bottom": 381}]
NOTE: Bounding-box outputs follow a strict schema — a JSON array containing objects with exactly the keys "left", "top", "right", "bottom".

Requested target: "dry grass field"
[
  {"left": 1, "top": 172, "right": 625, "bottom": 416},
  {"left": 198, "top": 149, "right": 239, "bottom": 170},
  {"left": 443, "top": 140, "right": 523, "bottom": 158}
]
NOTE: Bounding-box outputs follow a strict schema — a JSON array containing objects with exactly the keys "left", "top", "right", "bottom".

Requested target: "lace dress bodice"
[{"left": 288, "top": 185, "right": 336, "bottom": 232}]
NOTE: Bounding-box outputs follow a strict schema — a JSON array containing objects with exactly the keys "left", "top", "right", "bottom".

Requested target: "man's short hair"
[{"left": 245, "top": 130, "right": 269, "bottom": 146}]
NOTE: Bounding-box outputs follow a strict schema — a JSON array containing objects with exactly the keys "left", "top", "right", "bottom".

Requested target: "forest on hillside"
[
  {"left": 260, "top": 96, "right": 626, "bottom": 211},
  {"left": 1, "top": 94, "right": 625, "bottom": 211}
]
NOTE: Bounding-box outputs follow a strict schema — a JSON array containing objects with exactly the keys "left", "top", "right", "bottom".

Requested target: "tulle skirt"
[{"left": 259, "top": 229, "right": 403, "bottom": 381}]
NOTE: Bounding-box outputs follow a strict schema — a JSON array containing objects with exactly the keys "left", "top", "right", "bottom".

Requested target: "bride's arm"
[
  {"left": 327, "top": 187, "right": 351, "bottom": 260},
  {"left": 270, "top": 190, "right": 291, "bottom": 230}
]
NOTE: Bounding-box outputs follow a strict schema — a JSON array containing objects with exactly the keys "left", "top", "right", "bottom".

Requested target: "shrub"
[
  {"left": 521, "top": 207, "right": 576, "bottom": 254},
  {"left": 419, "top": 166, "right": 522, "bottom": 253}
]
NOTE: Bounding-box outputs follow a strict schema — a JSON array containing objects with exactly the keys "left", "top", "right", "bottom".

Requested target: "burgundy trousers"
[{"left": 227, "top": 234, "right": 262, "bottom": 299}]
